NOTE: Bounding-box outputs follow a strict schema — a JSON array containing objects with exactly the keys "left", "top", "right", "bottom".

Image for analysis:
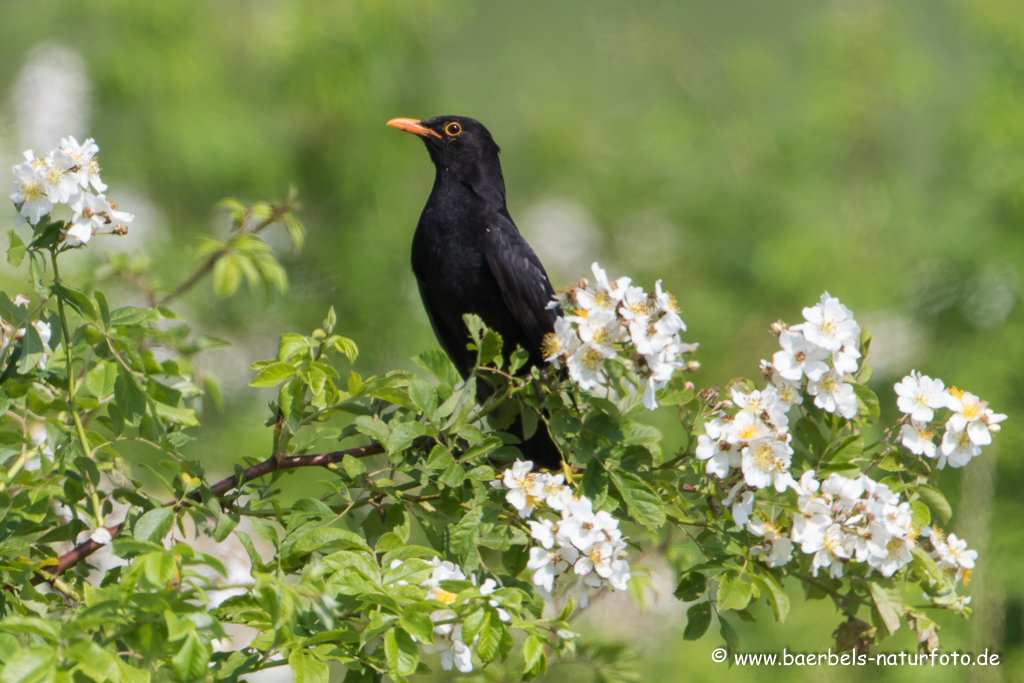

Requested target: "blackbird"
[{"left": 387, "top": 115, "right": 562, "bottom": 470}]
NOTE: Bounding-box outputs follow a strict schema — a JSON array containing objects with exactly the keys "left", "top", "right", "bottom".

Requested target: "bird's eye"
[{"left": 445, "top": 122, "right": 462, "bottom": 137}]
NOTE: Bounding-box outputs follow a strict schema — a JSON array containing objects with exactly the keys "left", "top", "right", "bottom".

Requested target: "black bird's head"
[{"left": 387, "top": 115, "right": 506, "bottom": 204}]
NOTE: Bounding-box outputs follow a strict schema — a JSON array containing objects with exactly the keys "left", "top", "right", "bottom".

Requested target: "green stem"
[
  {"left": 51, "top": 249, "right": 104, "bottom": 526},
  {"left": 0, "top": 445, "right": 41, "bottom": 492}
]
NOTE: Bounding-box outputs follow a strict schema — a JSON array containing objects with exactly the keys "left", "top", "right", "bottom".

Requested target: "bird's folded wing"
[{"left": 484, "top": 215, "right": 558, "bottom": 360}]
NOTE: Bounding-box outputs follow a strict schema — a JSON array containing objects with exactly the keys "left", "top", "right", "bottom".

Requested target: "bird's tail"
[
  {"left": 475, "top": 377, "right": 563, "bottom": 471},
  {"left": 514, "top": 415, "right": 563, "bottom": 472}
]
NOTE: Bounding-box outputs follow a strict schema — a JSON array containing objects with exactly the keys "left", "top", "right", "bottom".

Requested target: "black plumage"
[{"left": 388, "top": 115, "right": 562, "bottom": 470}]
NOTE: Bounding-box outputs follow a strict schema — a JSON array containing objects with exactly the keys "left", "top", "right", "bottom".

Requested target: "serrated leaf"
[
  {"left": 476, "top": 612, "right": 501, "bottom": 663},
  {"left": 7, "top": 231, "right": 25, "bottom": 267},
  {"left": 717, "top": 572, "right": 753, "bottom": 611},
  {"left": 609, "top": 470, "right": 665, "bottom": 530},
  {"left": 249, "top": 361, "right": 296, "bottom": 388},
  {"left": 719, "top": 615, "right": 739, "bottom": 655},
  {"left": 868, "top": 582, "right": 903, "bottom": 636},
  {"left": 114, "top": 365, "right": 148, "bottom": 422},
  {"left": 0, "top": 646, "right": 56, "bottom": 683},
  {"left": 853, "top": 383, "right": 880, "bottom": 422},
  {"left": 752, "top": 573, "right": 790, "bottom": 623},
  {"left": 910, "top": 499, "right": 931, "bottom": 528},
  {"left": 827, "top": 434, "right": 864, "bottom": 463},
  {"left": 448, "top": 506, "right": 484, "bottom": 557},
  {"left": 683, "top": 601, "right": 712, "bottom": 640},
  {"left": 477, "top": 329, "right": 503, "bottom": 368},
  {"left": 52, "top": 283, "right": 96, "bottom": 319},
  {"left": 289, "top": 650, "right": 329, "bottom": 683},
  {"left": 673, "top": 571, "right": 706, "bottom": 602},
  {"left": 293, "top": 527, "right": 371, "bottom": 555},
  {"left": 108, "top": 306, "right": 152, "bottom": 326},
  {"left": 384, "top": 629, "right": 418, "bottom": 679},
  {"left": 413, "top": 349, "right": 461, "bottom": 388},
  {"left": 135, "top": 506, "right": 175, "bottom": 543},
  {"left": 212, "top": 255, "right": 242, "bottom": 299},
  {"left": 917, "top": 484, "right": 952, "bottom": 524},
  {"left": 16, "top": 323, "right": 46, "bottom": 375},
  {"left": 171, "top": 631, "right": 211, "bottom": 682},
  {"left": 385, "top": 421, "right": 429, "bottom": 454},
  {"left": 85, "top": 362, "right": 118, "bottom": 398},
  {"left": 522, "top": 634, "right": 547, "bottom": 681}
]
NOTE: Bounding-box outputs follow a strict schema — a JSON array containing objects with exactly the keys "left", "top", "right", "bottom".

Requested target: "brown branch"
[{"left": 30, "top": 442, "right": 384, "bottom": 586}]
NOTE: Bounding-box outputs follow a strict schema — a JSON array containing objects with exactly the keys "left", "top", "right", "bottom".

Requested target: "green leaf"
[
  {"left": 717, "top": 572, "right": 753, "bottom": 611},
  {"left": 522, "top": 634, "right": 547, "bottom": 681},
  {"left": 399, "top": 614, "right": 435, "bottom": 644},
  {"left": 917, "top": 484, "right": 952, "bottom": 524},
  {"left": 16, "top": 324, "right": 46, "bottom": 375},
  {"left": 6, "top": 231, "right": 25, "bottom": 267},
  {"left": 135, "top": 506, "right": 175, "bottom": 543},
  {"left": 293, "top": 527, "right": 371, "bottom": 555},
  {"left": 868, "top": 582, "right": 903, "bottom": 636},
  {"left": 341, "top": 454, "right": 367, "bottom": 479},
  {"left": 448, "top": 506, "right": 484, "bottom": 557},
  {"left": 171, "top": 631, "right": 211, "bottom": 682},
  {"left": 275, "top": 332, "right": 309, "bottom": 363},
  {"left": 289, "top": 650, "right": 329, "bottom": 683},
  {"left": 95, "top": 291, "right": 111, "bottom": 328},
  {"left": 827, "top": 434, "right": 864, "bottom": 463},
  {"left": 673, "top": 571, "right": 706, "bottom": 602},
  {"left": 52, "top": 283, "right": 96, "bottom": 319},
  {"left": 249, "top": 361, "right": 296, "bottom": 388},
  {"left": 385, "top": 422, "right": 429, "bottom": 454},
  {"left": 476, "top": 612, "right": 501, "bottom": 663},
  {"left": 752, "top": 573, "right": 790, "bottom": 623},
  {"left": 352, "top": 415, "right": 390, "bottom": 445},
  {"left": 609, "top": 470, "right": 666, "bottom": 530},
  {"left": 0, "top": 646, "right": 56, "bottom": 683},
  {"left": 154, "top": 402, "right": 199, "bottom": 427},
  {"left": 108, "top": 306, "right": 152, "bottom": 326},
  {"left": 408, "top": 379, "right": 438, "bottom": 419},
  {"left": 142, "top": 551, "right": 176, "bottom": 587},
  {"left": 477, "top": 329, "right": 504, "bottom": 368},
  {"left": 329, "top": 335, "right": 358, "bottom": 362},
  {"left": 683, "top": 601, "right": 712, "bottom": 640},
  {"left": 85, "top": 362, "right": 118, "bottom": 398},
  {"left": 719, "top": 615, "right": 739, "bottom": 656},
  {"left": 853, "top": 383, "right": 880, "bottom": 422},
  {"left": 910, "top": 499, "right": 931, "bottom": 528},
  {"left": 413, "top": 349, "right": 461, "bottom": 389},
  {"left": 114, "top": 365, "right": 148, "bottom": 422},
  {"left": 212, "top": 255, "right": 242, "bottom": 299},
  {"left": 383, "top": 629, "right": 419, "bottom": 679}
]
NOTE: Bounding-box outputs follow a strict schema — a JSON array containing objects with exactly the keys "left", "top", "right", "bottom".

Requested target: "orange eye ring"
[{"left": 445, "top": 122, "right": 462, "bottom": 137}]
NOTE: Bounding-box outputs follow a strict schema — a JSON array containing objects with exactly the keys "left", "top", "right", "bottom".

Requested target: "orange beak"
[{"left": 386, "top": 117, "right": 441, "bottom": 139}]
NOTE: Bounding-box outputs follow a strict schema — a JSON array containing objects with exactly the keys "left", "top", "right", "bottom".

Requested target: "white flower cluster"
[
  {"left": 696, "top": 384, "right": 797, "bottom": 491},
  {"left": 492, "top": 460, "right": 632, "bottom": 599},
  {"left": 920, "top": 527, "right": 977, "bottom": 586},
  {"left": 10, "top": 136, "right": 132, "bottom": 246},
  {"left": 790, "top": 471, "right": 916, "bottom": 579},
  {"left": 0, "top": 295, "right": 52, "bottom": 369},
  {"left": 894, "top": 372, "right": 1006, "bottom": 469},
  {"left": 768, "top": 292, "right": 862, "bottom": 419},
  {"left": 417, "top": 558, "right": 511, "bottom": 673},
  {"left": 694, "top": 292, "right": 988, "bottom": 588},
  {"left": 544, "top": 262, "right": 698, "bottom": 410}
]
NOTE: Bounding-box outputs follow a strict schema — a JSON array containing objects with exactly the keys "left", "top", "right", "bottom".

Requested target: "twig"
[
  {"left": 157, "top": 206, "right": 289, "bottom": 307},
  {"left": 28, "top": 441, "right": 384, "bottom": 586}
]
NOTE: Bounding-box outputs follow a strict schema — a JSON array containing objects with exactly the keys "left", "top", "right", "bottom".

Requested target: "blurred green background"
[{"left": 1, "top": 0, "right": 1021, "bottom": 680}]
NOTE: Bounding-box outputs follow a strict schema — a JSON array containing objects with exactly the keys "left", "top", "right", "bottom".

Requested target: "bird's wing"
[
  {"left": 415, "top": 275, "right": 475, "bottom": 379},
  {"left": 484, "top": 215, "right": 558, "bottom": 360}
]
